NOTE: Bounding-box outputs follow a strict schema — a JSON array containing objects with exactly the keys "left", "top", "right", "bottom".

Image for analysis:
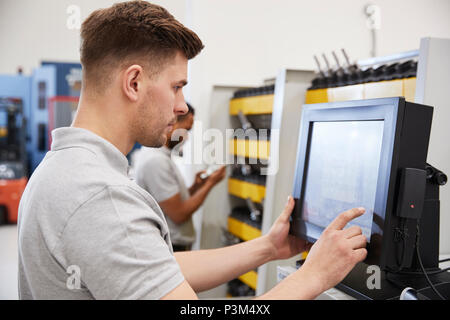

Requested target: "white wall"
[
  {"left": 2, "top": 0, "right": 450, "bottom": 122},
  {"left": 188, "top": 0, "right": 450, "bottom": 127},
  {"left": 186, "top": 0, "right": 450, "bottom": 256},
  {"left": 0, "top": 0, "right": 186, "bottom": 74}
]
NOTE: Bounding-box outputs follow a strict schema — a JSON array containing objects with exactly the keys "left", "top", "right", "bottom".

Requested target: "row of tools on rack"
[{"left": 309, "top": 49, "right": 417, "bottom": 89}]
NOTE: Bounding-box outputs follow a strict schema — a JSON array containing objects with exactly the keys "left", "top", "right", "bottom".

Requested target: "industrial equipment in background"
[
  {"left": 221, "top": 230, "right": 256, "bottom": 297},
  {"left": 0, "top": 61, "right": 81, "bottom": 224},
  {"left": 204, "top": 69, "right": 314, "bottom": 298},
  {"left": 290, "top": 97, "right": 450, "bottom": 300},
  {"left": 205, "top": 38, "right": 449, "bottom": 299},
  {"left": 224, "top": 84, "right": 274, "bottom": 296},
  {"left": 274, "top": 38, "right": 450, "bottom": 300},
  {"left": 0, "top": 98, "right": 28, "bottom": 224},
  {"left": 28, "top": 61, "right": 82, "bottom": 171},
  {"left": 0, "top": 61, "right": 81, "bottom": 174},
  {"left": 307, "top": 49, "right": 418, "bottom": 103}
]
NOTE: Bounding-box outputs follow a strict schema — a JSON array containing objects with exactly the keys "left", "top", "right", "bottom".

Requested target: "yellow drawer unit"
[
  {"left": 403, "top": 77, "right": 416, "bottom": 102},
  {"left": 238, "top": 270, "right": 258, "bottom": 290},
  {"left": 305, "top": 88, "right": 328, "bottom": 104},
  {"left": 227, "top": 215, "right": 262, "bottom": 241},
  {"left": 228, "top": 178, "right": 266, "bottom": 203},
  {"left": 305, "top": 77, "right": 417, "bottom": 104},
  {"left": 229, "top": 138, "right": 270, "bottom": 160},
  {"left": 229, "top": 94, "right": 274, "bottom": 115}
]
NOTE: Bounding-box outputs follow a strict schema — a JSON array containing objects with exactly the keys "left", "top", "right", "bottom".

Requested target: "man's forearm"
[
  {"left": 188, "top": 182, "right": 199, "bottom": 195},
  {"left": 175, "top": 237, "right": 324, "bottom": 299},
  {"left": 174, "top": 235, "right": 275, "bottom": 292},
  {"left": 163, "top": 181, "right": 215, "bottom": 224},
  {"left": 255, "top": 266, "right": 324, "bottom": 300},
  {"left": 178, "top": 181, "right": 215, "bottom": 222}
]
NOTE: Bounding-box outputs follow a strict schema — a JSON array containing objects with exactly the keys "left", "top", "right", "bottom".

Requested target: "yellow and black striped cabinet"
[{"left": 225, "top": 85, "right": 274, "bottom": 297}]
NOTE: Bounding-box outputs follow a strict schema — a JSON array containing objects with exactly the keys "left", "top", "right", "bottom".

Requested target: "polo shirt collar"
[
  {"left": 51, "top": 127, "right": 129, "bottom": 176},
  {"left": 161, "top": 146, "right": 172, "bottom": 157}
]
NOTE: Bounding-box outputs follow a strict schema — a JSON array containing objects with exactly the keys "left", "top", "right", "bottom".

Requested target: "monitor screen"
[
  {"left": 291, "top": 98, "right": 434, "bottom": 277},
  {"left": 301, "top": 120, "right": 384, "bottom": 242}
]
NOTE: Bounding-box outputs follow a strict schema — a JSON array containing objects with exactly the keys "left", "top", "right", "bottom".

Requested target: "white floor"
[{"left": 0, "top": 225, "right": 18, "bottom": 300}]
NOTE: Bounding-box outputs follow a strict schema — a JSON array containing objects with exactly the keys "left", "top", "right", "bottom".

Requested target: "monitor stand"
[
  {"left": 336, "top": 262, "right": 450, "bottom": 300},
  {"left": 337, "top": 164, "right": 450, "bottom": 300}
]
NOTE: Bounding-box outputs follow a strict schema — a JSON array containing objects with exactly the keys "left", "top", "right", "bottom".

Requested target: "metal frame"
[
  {"left": 290, "top": 98, "right": 401, "bottom": 268},
  {"left": 357, "top": 49, "right": 419, "bottom": 69}
]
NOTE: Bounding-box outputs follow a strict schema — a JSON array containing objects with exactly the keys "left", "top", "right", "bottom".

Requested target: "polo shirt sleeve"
[
  {"left": 60, "top": 185, "right": 185, "bottom": 300},
  {"left": 138, "top": 156, "right": 181, "bottom": 203}
]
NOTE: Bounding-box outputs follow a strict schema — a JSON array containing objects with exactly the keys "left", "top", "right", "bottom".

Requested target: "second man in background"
[{"left": 135, "top": 103, "right": 226, "bottom": 251}]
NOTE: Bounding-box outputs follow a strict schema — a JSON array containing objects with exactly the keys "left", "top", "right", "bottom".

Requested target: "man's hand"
[
  {"left": 190, "top": 171, "right": 207, "bottom": 193},
  {"left": 189, "top": 168, "right": 221, "bottom": 195},
  {"left": 265, "top": 196, "right": 312, "bottom": 261},
  {"left": 300, "top": 207, "right": 368, "bottom": 294},
  {"left": 206, "top": 165, "right": 226, "bottom": 186}
]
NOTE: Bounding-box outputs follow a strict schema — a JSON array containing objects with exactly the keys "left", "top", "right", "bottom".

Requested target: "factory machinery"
[
  {"left": 208, "top": 38, "right": 449, "bottom": 298},
  {"left": 222, "top": 48, "right": 419, "bottom": 297},
  {"left": 0, "top": 98, "right": 27, "bottom": 224},
  {"left": 306, "top": 48, "right": 417, "bottom": 104},
  {"left": 0, "top": 62, "right": 81, "bottom": 224},
  {"left": 225, "top": 85, "right": 275, "bottom": 296}
]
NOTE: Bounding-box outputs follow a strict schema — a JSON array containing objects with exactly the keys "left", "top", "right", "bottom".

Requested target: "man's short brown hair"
[{"left": 80, "top": 1, "right": 204, "bottom": 91}]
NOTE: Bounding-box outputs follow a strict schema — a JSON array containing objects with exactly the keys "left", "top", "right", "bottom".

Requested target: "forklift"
[{"left": 0, "top": 97, "right": 28, "bottom": 225}]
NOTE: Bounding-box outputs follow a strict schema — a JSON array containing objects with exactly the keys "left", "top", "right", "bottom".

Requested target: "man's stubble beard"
[
  {"left": 136, "top": 122, "right": 167, "bottom": 148},
  {"left": 134, "top": 101, "right": 168, "bottom": 148}
]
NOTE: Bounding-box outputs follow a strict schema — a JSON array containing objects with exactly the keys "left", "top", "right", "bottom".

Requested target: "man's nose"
[{"left": 175, "top": 101, "right": 188, "bottom": 115}]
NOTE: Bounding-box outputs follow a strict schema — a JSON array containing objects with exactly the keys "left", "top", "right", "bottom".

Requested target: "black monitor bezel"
[{"left": 290, "top": 97, "right": 404, "bottom": 267}]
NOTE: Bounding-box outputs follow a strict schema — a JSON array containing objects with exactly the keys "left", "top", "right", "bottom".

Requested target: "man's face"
[{"left": 135, "top": 51, "right": 189, "bottom": 147}]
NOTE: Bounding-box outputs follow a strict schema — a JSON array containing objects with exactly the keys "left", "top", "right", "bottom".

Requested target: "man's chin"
[
  {"left": 139, "top": 134, "right": 167, "bottom": 149},
  {"left": 155, "top": 134, "right": 167, "bottom": 148}
]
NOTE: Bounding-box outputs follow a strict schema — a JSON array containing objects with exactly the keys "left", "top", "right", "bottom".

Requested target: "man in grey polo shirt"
[
  {"left": 18, "top": 127, "right": 183, "bottom": 299},
  {"left": 17, "top": 1, "right": 368, "bottom": 300},
  {"left": 135, "top": 103, "right": 226, "bottom": 252}
]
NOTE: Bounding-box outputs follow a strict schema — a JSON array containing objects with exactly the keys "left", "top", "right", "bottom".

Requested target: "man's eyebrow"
[{"left": 175, "top": 80, "right": 188, "bottom": 86}]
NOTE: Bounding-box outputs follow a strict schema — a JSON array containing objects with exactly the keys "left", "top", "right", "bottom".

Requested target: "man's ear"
[{"left": 122, "top": 65, "right": 144, "bottom": 102}]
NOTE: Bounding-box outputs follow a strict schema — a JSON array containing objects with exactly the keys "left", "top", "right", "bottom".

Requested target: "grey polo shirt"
[
  {"left": 17, "top": 127, "right": 184, "bottom": 300},
  {"left": 134, "top": 146, "right": 195, "bottom": 246}
]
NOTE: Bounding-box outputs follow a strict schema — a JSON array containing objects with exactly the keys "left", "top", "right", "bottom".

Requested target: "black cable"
[
  {"left": 439, "top": 258, "right": 450, "bottom": 264},
  {"left": 415, "top": 223, "right": 446, "bottom": 300},
  {"left": 393, "top": 217, "right": 407, "bottom": 271}
]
